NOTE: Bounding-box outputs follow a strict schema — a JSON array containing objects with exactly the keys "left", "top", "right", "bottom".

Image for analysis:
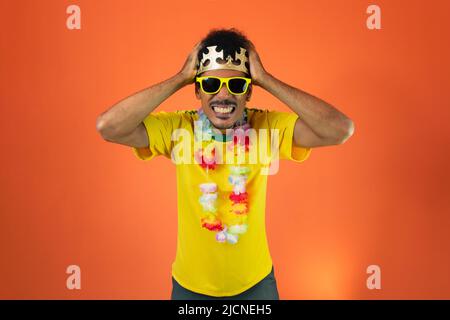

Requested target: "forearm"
[
  {"left": 96, "top": 72, "right": 187, "bottom": 138},
  {"left": 259, "top": 72, "right": 354, "bottom": 140}
]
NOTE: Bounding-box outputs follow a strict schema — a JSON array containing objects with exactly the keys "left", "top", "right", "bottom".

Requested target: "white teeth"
[{"left": 213, "top": 106, "right": 234, "bottom": 114}]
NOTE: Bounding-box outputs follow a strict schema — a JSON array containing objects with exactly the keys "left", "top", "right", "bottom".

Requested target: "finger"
[{"left": 194, "top": 41, "right": 202, "bottom": 51}]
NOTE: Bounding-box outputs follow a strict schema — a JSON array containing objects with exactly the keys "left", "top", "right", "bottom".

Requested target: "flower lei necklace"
[{"left": 195, "top": 108, "right": 251, "bottom": 244}]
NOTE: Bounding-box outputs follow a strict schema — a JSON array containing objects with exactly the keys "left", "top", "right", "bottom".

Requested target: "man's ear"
[
  {"left": 195, "top": 82, "right": 201, "bottom": 100},
  {"left": 245, "top": 83, "right": 252, "bottom": 101}
]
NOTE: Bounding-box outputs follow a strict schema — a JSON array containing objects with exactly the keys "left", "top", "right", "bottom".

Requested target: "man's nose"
[{"left": 215, "top": 83, "right": 231, "bottom": 98}]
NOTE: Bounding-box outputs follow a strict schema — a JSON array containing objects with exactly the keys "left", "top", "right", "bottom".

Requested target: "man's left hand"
[{"left": 248, "top": 42, "right": 268, "bottom": 86}]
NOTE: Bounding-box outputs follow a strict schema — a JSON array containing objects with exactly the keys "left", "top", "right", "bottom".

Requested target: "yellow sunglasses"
[{"left": 196, "top": 76, "right": 252, "bottom": 95}]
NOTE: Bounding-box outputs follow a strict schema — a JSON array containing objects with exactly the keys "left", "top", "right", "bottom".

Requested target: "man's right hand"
[
  {"left": 98, "top": 42, "right": 203, "bottom": 149},
  {"left": 178, "top": 42, "right": 202, "bottom": 85}
]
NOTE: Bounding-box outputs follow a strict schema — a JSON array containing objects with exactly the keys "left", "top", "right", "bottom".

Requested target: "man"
[{"left": 96, "top": 28, "right": 354, "bottom": 300}]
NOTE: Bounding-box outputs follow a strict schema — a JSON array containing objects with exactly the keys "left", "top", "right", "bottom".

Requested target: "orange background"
[{"left": 1, "top": 0, "right": 450, "bottom": 299}]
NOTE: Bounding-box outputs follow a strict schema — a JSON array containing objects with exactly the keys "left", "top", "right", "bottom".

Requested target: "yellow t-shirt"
[{"left": 132, "top": 108, "right": 311, "bottom": 297}]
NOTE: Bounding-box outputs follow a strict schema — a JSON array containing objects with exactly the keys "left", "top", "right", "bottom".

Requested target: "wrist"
[
  {"left": 176, "top": 71, "right": 195, "bottom": 87},
  {"left": 256, "top": 71, "right": 272, "bottom": 89}
]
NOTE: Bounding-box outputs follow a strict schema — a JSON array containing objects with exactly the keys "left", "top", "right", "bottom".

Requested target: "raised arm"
[
  {"left": 96, "top": 42, "right": 201, "bottom": 147},
  {"left": 248, "top": 42, "right": 355, "bottom": 148}
]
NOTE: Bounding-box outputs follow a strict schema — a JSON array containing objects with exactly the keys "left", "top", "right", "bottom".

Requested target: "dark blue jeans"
[{"left": 171, "top": 266, "right": 279, "bottom": 300}]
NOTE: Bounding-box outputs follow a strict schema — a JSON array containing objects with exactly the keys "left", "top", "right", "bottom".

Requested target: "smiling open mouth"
[{"left": 211, "top": 105, "right": 236, "bottom": 116}]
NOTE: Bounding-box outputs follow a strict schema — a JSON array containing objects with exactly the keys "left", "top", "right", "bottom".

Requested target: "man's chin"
[
  {"left": 210, "top": 117, "right": 237, "bottom": 130},
  {"left": 208, "top": 112, "right": 245, "bottom": 130}
]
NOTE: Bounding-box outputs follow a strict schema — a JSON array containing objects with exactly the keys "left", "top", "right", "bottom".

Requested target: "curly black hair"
[{"left": 197, "top": 28, "right": 251, "bottom": 75}]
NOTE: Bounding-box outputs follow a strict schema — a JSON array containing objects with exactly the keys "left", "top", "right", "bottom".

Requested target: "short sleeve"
[
  {"left": 267, "top": 111, "right": 312, "bottom": 163},
  {"left": 132, "top": 111, "right": 180, "bottom": 161}
]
